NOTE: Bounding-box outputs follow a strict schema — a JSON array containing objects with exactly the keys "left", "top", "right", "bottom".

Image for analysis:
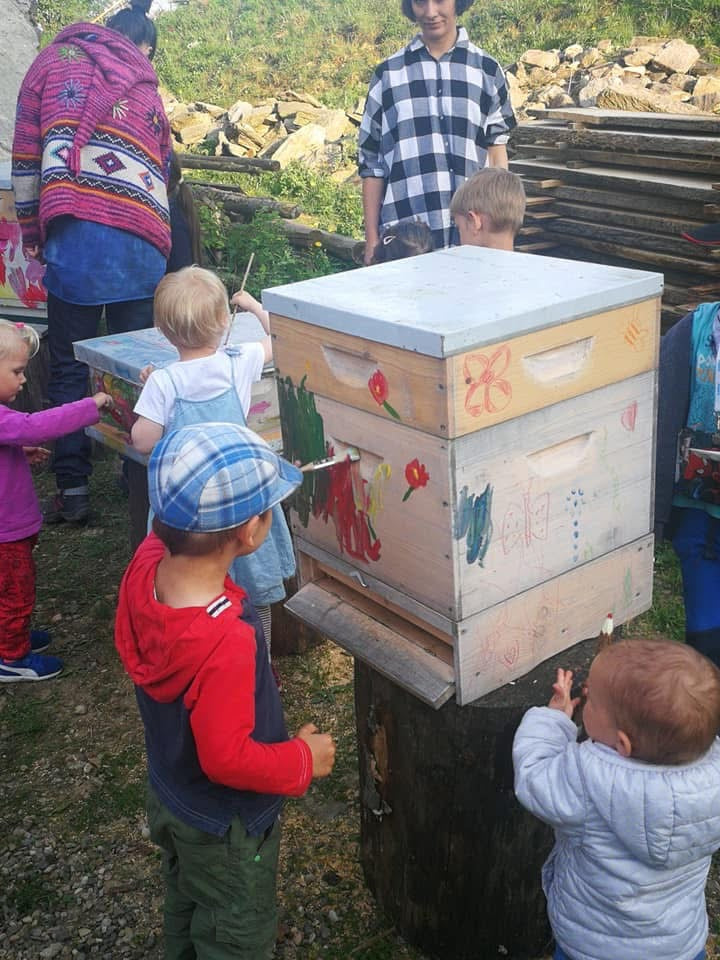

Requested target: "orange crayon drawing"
[{"left": 463, "top": 344, "right": 512, "bottom": 417}]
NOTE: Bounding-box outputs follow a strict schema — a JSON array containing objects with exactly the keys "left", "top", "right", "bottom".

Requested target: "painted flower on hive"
[
  {"left": 463, "top": 344, "right": 513, "bottom": 418},
  {"left": 402, "top": 458, "right": 429, "bottom": 501},
  {"left": 368, "top": 369, "right": 400, "bottom": 420}
]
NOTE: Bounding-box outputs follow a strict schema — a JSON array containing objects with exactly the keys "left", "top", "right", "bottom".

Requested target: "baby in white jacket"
[{"left": 513, "top": 638, "right": 720, "bottom": 960}]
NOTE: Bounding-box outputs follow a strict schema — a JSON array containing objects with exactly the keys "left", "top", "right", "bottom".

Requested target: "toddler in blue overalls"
[{"left": 131, "top": 266, "right": 294, "bottom": 653}]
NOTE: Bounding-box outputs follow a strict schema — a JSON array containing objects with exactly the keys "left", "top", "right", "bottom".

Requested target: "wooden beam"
[
  {"left": 522, "top": 179, "right": 714, "bottom": 220},
  {"left": 564, "top": 148, "right": 720, "bottom": 177},
  {"left": 543, "top": 217, "right": 720, "bottom": 260},
  {"left": 540, "top": 234, "right": 720, "bottom": 275},
  {"left": 178, "top": 152, "right": 280, "bottom": 174},
  {"left": 549, "top": 199, "right": 709, "bottom": 237},
  {"left": 565, "top": 128, "right": 720, "bottom": 159},
  {"left": 531, "top": 107, "right": 720, "bottom": 136},
  {"left": 511, "top": 158, "right": 718, "bottom": 202}
]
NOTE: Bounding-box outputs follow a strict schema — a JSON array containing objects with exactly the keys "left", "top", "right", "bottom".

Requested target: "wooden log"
[
  {"left": 523, "top": 179, "right": 714, "bottom": 221},
  {"left": 563, "top": 148, "right": 720, "bottom": 178},
  {"left": 280, "top": 219, "right": 365, "bottom": 263},
  {"left": 541, "top": 234, "right": 720, "bottom": 275},
  {"left": 177, "top": 152, "right": 280, "bottom": 175},
  {"left": 549, "top": 200, "right": 711, "bottom": 238},
  {"left": 511, "top": 158, "right": 719, "bottom": 202},
  {"left": 565, "top": 128, "right": 720, "bottom": 159},
  {"left": 190, "top": 184, "right": 301, "bottom": 220},
  {"left": 355, "top": 635, "right": 601, "bottom": 959},
  {"left": 533, "top": 107, "right": 720, "bottom": 135},
  {"left": 543, "top": 217, "right": 720, "bottom": 260}
]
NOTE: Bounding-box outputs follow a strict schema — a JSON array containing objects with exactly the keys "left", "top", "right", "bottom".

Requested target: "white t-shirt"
[{"left": 133, "top": 344, "right": 265, "bottom": 426}]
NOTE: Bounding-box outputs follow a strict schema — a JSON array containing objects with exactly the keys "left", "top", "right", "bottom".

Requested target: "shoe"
[
  {"left": 43, "top": 491, "right": 90, "bottom": 524},
  {"left": 0, "top": 653, "right": 63, "bottom": 682},
  {"left": 30, "top": 630, "right": 52, "bottom": 653}
]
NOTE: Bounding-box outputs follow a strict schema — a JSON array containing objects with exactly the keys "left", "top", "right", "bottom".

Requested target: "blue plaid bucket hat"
[{"left": 148, "top": 423, "right": 302, "bottom": 532}]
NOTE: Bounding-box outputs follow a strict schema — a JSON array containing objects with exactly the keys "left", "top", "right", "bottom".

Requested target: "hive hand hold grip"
[
  {"left": 522, "top": 337, "right": 594, "bottom": 384},
  {"left": 321, "top": 344, "right": 380, "bottom": 389},
  {"left": 526, "top": 431, "right": 595, "bottom": 477}
]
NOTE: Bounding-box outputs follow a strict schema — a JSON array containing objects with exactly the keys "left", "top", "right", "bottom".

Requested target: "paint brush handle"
[{"left": 299, "top": 447, "right": 360, "bottom": 473}]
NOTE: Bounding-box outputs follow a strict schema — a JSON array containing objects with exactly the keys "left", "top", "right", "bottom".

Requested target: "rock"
[
  {"left": 520, "top": 49, "right": 560, "bottom": 71},
  {"left": 579, "top": 47, "right": 605, "bottom": 69},
  {"left": 651, "top": 39, "right": 700, "bottom": 75},
  {"left": 172, "top": 110, "right": 214, "bottom": 146},
  {"left": 280, "top": 89, "right": 323, "bottom": 108},
  {"left": 276, "top": 99, "right": 318, "bottom": 119},
  {"left": 562, "top": 43, "right": 584, "bottom": 60},
  {"left": 667, "top": 72, "right": 695, "bottom": 92},
  {"left": 596, "top": 85, "right": 701, "bottom": 114},
  {"left": 577, "top": 75, "right": 623, "bottom": 107},
  {"left": 39, "top": 944, "right": 63, "bottom": 959},
  {"left": 692, "top": 75, "right": 720, "bottom": 112},
  {"left": 0, "top": 0, "right": 39, "bottom": 161},
  {"left": 692, "top": 61, "right": 720, "bottom": 78},
  {"left": 227, "top": 99, "right": 253, "bottom": 124},
  {"left": 193, "top": 101, "right": 225, "bottom": 118},
  {"left": 623, "top": 48, "right": 654, "bottom": 67},
  {"left": 525, "top": 66, "right": 557, "bottom": 87},
  {"left": 271, "top": 123, "right": 326, "bottom": 167},
  {"left": 292, "top": 108, "right": 351, "bottom": 142},
  {"left": 505, "top": 71, "right": 528, "bottom": 111},
  {"left": 596, "top": 39, "right": 614, "bottom": 53},
  {"left": 74, "top": 704, "right": 87, "bottom": 716},
  {"left": 217, "top": 130, "right": 251, "bottom": 157}
]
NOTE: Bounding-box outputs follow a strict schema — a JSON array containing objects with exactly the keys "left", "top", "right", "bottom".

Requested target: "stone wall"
[{"left": 0, "top": 0, "right": 39, "bottom": 162}]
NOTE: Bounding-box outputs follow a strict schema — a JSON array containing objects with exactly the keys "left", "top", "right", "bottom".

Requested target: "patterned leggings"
[{"left": 0, "top": 535, "right": 37, "bottom": 661}]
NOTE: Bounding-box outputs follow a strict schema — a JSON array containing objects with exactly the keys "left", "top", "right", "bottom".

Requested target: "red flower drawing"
[
  {"left": 403, "top": 458, "right": 430, "bottom": 501},
  {"left": 368, "top": 369, "right": 400, "bottom": 420},
  {"left": 463, "top": 344, "right": 513, "bottom": 418}
]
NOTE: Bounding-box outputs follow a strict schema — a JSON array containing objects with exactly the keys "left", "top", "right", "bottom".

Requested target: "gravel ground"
[{"left": 1, "top": 459, "right": 719, "bottom": 960}]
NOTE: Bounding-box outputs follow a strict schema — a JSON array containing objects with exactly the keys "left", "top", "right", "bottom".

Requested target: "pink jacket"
[
  {"left": 12, "top": 22, "right": 171, "bottom": 257},
  {"left": 0, "top": 398, "right": 100, "bottom": 542}
]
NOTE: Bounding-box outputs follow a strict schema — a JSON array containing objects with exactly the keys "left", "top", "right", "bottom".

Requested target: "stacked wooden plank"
[{"left": 510, "top": 108, "right": 720, "bottom": 328}]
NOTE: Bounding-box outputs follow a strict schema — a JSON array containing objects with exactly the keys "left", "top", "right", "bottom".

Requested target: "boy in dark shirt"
[{"left": 115, "top": 422, "right": 336, "bottom": 959}]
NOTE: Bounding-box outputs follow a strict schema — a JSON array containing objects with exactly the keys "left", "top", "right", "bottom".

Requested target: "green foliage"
[{"left": 223, "top": 209, "right": 344, "bottom": 299}]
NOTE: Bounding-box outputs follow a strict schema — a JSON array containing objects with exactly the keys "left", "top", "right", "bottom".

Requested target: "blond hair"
[
  {"left": 450, "top": 168, "right": 526, "bottom": 236},
  {"left": 0, "top": 319, "right": 40, "bottom": 360},
  {"left": 596, "top": 639, "right": 720, "bottom": 765},
  {"left": 153, "top": 266, "right": 229, "bottom": 349}
]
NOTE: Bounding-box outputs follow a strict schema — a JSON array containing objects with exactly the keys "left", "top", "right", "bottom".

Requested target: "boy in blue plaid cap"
[
  {"left": 359, "top": 0, "right": 516, "bottom": 260},
  {"left": 115, "top": 423, "right": 336, "bottom": 959}
]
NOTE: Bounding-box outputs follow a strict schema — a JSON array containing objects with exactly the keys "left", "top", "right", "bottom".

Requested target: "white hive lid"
[{"left": 262, "top": 245, "right": 663, "bottom": 359}]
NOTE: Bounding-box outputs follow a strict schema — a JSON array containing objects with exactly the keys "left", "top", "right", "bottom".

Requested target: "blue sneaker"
[
  {"left": 30, "top": 630, "right": 52, "bottom": 653},
  {"left": 0, "top": 653, "right": 63, "bottom": 682}
]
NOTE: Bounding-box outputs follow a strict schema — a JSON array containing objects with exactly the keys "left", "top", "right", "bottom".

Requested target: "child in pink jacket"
[{"left": 0, "top": 320, "right": 111, "bottom": 681}]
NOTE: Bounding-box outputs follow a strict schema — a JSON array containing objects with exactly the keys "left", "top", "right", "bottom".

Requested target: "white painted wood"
[
  {"left": 452, "top": 371, "right": 656, "bottom": 618},
  {"left": 263, "top": 246, "right": 663, "bottom": 358},
  {"left": 455, "top": 534, "right": 655, "bottom": 704}
]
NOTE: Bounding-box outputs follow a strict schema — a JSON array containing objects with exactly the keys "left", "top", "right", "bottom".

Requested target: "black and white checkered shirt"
[{"left": 358, "top": 27, "right": 516, "bottom": 249}]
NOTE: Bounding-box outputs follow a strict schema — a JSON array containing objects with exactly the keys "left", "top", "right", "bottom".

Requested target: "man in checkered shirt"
[{"left": 358, "top": 0, "right": 516, "bottom": 261}]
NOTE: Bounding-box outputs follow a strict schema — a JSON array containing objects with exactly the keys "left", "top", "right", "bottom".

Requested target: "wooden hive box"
[
  {"left": 73, "top": 316, "right": 281, "bottom": 463},
  {"left": 265, "top": 246, "right": 662, "bottom": 707}
]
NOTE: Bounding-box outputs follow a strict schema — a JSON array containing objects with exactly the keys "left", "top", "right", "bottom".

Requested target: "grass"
[{"left": 36, "top": 0, "right": 720, "bottom": 111}]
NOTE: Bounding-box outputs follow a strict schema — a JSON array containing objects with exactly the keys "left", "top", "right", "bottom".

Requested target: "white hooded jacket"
[{"left": 513, "top": 706, "right": 720, "bottom": 960}]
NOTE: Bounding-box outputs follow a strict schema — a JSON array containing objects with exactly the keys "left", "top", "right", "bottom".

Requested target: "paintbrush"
[
  {"left": 300, "top": 447, "right": 360, "bottom": 473},
  {"left": 224, "top": 252, "right": 256, "bottom": 346}
]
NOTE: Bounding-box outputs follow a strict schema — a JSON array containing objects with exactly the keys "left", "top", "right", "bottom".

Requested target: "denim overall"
[{"left": 159, "top": 354, "right": 295, "bottom": 607}]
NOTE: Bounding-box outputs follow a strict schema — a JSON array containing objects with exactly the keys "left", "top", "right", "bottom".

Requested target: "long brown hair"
[{"left": 168, "top": 151, "right": 203, "bottom": 266}]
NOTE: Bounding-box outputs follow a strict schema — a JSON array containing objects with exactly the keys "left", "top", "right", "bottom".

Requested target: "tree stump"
[{"left": 355, "top": 635, "right": 598, "bottom": 960}]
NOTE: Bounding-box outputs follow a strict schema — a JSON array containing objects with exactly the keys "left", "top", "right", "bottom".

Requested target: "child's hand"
[
  {"left": 139, "top": 364, "right": 155, "bottom": 384},
  {"left": 548, "top": 668, "right": 581, "bottom": 718},
  {"left": 296, "top": 722, "right": 336, "bottom": 778},
  {"left": 92, "top": 392, "right": 113, "bottom": 411},
  {"left": 230, "top": 290, "right": 261, "bottom": 314},
  {"left": 23, "top": 445, "right": 50, "bottom": 465}
]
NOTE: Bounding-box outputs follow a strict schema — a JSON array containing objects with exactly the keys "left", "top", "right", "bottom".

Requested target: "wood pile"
[{"left": 510, "top": 107, "right": 720, "bottom": 328}]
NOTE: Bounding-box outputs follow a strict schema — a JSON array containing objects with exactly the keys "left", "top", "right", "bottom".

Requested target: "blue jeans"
[
  {"left": 671, "top": 506, "right": 720, "bottom": 667},
  {"left": 46, "top": 292, "right": 154, "bottom": 489},
  {"left": 554, "top": 945, "right": 705, "bottom": 960}
]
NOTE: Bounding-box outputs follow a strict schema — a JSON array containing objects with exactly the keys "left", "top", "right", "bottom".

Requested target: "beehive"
[
  {"left": 266, "top": 246, "right": 662, "bottom": 706},
  {"left": 73, "top": 318, "right": 281, "bottom": 462}
]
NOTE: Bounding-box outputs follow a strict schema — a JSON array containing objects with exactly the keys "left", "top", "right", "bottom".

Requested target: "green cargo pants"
[{"left": 147, "top": 787, "right": 280, "bottom": 960}]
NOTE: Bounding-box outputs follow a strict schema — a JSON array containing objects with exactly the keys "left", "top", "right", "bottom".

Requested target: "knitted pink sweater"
[{"left": 12, "top": 23, "right": 172, "bottom": 257}]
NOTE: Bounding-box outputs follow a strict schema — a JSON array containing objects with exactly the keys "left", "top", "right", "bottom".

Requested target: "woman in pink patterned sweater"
[{"left": 11, "top": 0, "right": 172, "bottom": 524}]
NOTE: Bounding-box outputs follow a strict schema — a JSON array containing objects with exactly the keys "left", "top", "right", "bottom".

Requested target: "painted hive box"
[
  {"left": 266, "top": 247, "right": 662, "bottom": 707},
  {"left": 0, "top": 165, "right": 47, "bottom": 317},
  {"left": 73, "top": 317, "right": 280, "bottom": 464}
]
